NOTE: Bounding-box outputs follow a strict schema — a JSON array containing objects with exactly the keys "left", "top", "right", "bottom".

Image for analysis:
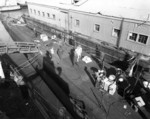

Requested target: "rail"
[{"left": 0, "top": 42, "right": 39, "bottom": 54}]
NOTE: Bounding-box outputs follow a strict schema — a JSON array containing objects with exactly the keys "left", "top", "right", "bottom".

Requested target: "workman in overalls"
[{"left": 74, "top": 45, "right": 82, "bottom": 65}]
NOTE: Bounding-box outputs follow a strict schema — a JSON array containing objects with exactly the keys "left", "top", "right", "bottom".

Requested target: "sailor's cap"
[
  {"left": 98, "top": 69, "right": 105, "bottom": 73},
  {"left": 119, "top": 78, "right": 124, "bottom": 82},
  {"left": 108, "top": 75, "right": 116, "bottom": 81}
]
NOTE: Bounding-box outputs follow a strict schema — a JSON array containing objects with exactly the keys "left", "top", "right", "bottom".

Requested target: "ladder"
[{"left": 0, "top": 42, "right": 39, "bottom": 54}]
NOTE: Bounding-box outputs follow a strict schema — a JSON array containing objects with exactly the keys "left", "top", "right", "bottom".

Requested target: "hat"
[
  {"left": 116, "top": 68, "right": 121, "bottom": 71},
  {"left": 108, "top": 75, "right": 116, "bottom": 81},
  {"left": 143, "top": 81, "right": 148, "bottom": 88},
  {"left": 119, "top": 78, "right": 124, "bottom": 82},
  {"left": 116, "top": 68, "right": 122, "bottom": 74},
  {"left": 98, "top": 70, "right": 106, "bottom": 76},
  {"left": 98, "top": 69, "right": 105, "bottom": 73}
]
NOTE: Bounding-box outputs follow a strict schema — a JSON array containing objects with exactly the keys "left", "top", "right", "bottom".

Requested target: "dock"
[
  {"left": 0, "top": 17, "right": 74, "bottom": 118},
  {"left": 2, "top": 18, "right": 146, "bottom": 119}
]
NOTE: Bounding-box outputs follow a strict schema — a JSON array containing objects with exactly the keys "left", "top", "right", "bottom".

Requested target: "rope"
[{"left": 14, "top": 53, "right": 40, "bottom": 71}]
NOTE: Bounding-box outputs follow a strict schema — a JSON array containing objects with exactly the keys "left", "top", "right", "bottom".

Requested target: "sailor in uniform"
[
  {"left": 108, "top": 75, "right": 117, "bottom": 95},
  {"left": 103, "top": 75, "right": 117, "bottom": 95},
  {"left": 95, "top": 69, "right": 106, "bottom": 89}
]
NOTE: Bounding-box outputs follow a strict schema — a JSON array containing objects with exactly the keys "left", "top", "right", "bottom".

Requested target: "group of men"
[
  {"left": 95, "top": 68, "right": 125, "bottom": 95},
  {"left": 50, "top": 42, "right": 123, "bottom": 96},
  {"left": 70, "top": 44, "right": 122, "bottom": 96}
]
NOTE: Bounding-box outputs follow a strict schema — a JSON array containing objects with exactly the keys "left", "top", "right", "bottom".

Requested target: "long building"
[{"left": 26, "top": 0, "right": 150, "bottom": 56}]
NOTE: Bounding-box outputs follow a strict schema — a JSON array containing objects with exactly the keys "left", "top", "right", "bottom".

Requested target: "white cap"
[
  {"left": 108, "top": 75, "right": 116, "bottom": 81},
  {"left": 98, "top": 69, "right": 105, "bottom": 73},
  {"left": 119, "top": 78, "right": 124, "bottom": 82},
  {"left": 116, "top": 68, "right": 121, "bottom": 71},
  {"left": 143, "top": 81, "right": 148, "bottom": 88},
  {"left": 123, "top": 105, "right": 127, "bottom": 109}
]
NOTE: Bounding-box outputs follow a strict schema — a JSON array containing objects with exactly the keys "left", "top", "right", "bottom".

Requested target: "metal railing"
[{"left": 0, "top": 42, "right": 39, "bottom": 54}]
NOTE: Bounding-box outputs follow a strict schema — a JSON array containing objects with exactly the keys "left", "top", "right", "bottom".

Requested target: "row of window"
[
  {"left": 128, "top": 32, "right": 148, "bottom": 44},
  {"left": 29, "top": 8, "right": 148, "bottom": 45},
  {"left": 75, "top": 19, "right": 148, "bottom": 44},
  {"left": 29, "top": 9, "right": 121, "bottom": 39},
  {"left": 75, "top": 19, "right": 101, "bottom": 32},
  {"left": 30, "top": 9, "right": 56, "bottom": 19},
  {"left": 75, "top": 19, "right": 120, "bottom": 37}
]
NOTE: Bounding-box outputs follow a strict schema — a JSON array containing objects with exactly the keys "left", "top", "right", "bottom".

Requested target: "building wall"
[
  {"left": 28, "top": 3, "right": 68, "bottom": 30},
  {"left": 27, "top": 2, "right": 150, "bottom": 55},
  {"left": 119, "top": 21, "right": 150, "bottom": 55},
  {"left": 70, "top": 11, "right": 150, "bottom": 55},
  {"left": 69, "top": 11, "right": 121, "bottom": 45}
]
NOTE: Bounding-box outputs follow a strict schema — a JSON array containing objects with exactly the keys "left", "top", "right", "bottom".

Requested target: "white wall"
[
  {"left": 70, "top": 11, "right": 150, "bottom": 55},
  {"left": 27, "top": 2, "right": 150, "bottom": 55},
  {"left": 28, "top": 3, "right": 69, "bottom": 30},
  {"left": 70, "top": 11, "right": 121, "bottom": 45},
  {"left": 119, "top": 21, "right": 150, "bottom": 55}
]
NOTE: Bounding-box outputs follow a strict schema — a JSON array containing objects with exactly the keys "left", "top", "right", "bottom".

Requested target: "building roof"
[{"left": 27, "top": 0, "right": 150, "bottom": 21}]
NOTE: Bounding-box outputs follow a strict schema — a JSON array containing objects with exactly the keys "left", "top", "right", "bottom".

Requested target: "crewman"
[
  {"left": 49, "top": 47, "right": 54, "bottom": 54},
  {"left": 49, "top": 45, "right": 61, "bottom": 65},
  {"left": 116, "top": 68, "right": 122, "bottom": 76},
  {"left": 95, "top": 69, "right": 106, "bottom": 90},
  {"left": 103, "top": 75, "right": 117, "bottom": 95},
  {"left": 57, "top": 46, "right": 64, "bottom": 59},
  {"left": 51, "top": 35, "right": 57, "bottom": 41},
  {"left": 74, "top": 45, "right": 82, "bottom": 65},
  {"left": 33, "top": 27, "right": 38, "bottom": 37},
  {"left": 116, "top": 74, "right": 132, "bottom": 97},
  {"left": 116, "top": 68, "right": 124, "bottom": 83},
  {"left": 143, "top": 81, "right": 150, "bottom": 89},
  {"left": 95, "top": 69, "right": 106, "bottom": 82},
  {"left": 108, "top": 76, "right": 117, "bottom": 95}
]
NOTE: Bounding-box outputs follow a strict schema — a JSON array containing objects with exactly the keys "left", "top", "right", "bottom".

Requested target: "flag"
[{"left": 128, "top": 60, "right": 137, "bottom": 77}]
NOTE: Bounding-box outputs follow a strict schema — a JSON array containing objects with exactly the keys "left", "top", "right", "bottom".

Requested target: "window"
[
  {"left": 128, "top": 32, "right": 137, "bottom": 41},
  {"left": 112, "top": 28, "right": 120, "bottom": 37},
  {"left": 75, "top": 19, "right": 80, "bottom": 27},
  {"left": 127, "top": 32, "right": 148, "bottom": 45},
  {"left": 74, "top": 0, "right": 79, "bottom": 3},
  {"left": 52, "top": 14, "right": 56, "bottom": 19},
  {"left": 38, "top": 11, "right": 40, "bottom": 16},
  {"left": 34, "top": 9, "right": 36, "bottom": 14},
  {"left": 94, "top": 24, "right": 100, "bottom": 32},
  {"left": 30, "top": 9, "right": 32, "bottom": 13},
  {"left": 47, "top": 13, "right": 50, "bottom": 18},
  {"left": 138, "top": 34, "right": 148, "bottom": 44},
  {"left": 42, "top": 12, "right": 45, "bottom": 17}
]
